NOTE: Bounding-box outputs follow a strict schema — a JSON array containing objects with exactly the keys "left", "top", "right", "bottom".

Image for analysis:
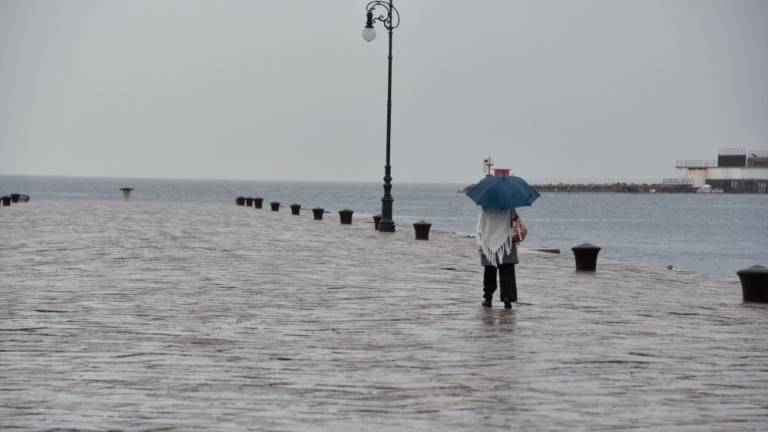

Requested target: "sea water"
[{"left": 1, "top": 175, "right": 766, "bottom": 276}]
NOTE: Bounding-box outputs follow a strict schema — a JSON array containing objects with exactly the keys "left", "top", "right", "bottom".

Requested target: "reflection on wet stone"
[{"left": 0, "top": 201, "right": 767, "bottom": 431}]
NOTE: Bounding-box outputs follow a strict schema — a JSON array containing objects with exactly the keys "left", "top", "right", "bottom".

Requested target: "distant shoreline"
[{"left": 532, "top": 183, "right": 694, "bottom": 193}]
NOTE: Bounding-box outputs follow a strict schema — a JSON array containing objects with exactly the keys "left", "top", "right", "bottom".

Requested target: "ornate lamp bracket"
[{"left": 365, "top": 1, "right": 400, "bottom": 31}]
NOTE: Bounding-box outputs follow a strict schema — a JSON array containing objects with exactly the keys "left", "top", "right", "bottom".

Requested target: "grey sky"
[{"left": 1, "top": 0, "right": 767, "bottom": 183}]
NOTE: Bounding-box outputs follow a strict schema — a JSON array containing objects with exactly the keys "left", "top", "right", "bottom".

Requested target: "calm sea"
[{"left": 2, "top": 175, "right": 766, "bottom": 276}]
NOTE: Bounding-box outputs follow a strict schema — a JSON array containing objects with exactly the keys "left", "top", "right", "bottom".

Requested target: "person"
[{"left": 476, "top": 207, "right": 520, "bottom": 309}]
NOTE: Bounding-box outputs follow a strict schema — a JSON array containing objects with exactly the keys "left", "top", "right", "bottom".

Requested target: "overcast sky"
[{"left": 1, "top": 0, "right": 766, "bottom": 183}]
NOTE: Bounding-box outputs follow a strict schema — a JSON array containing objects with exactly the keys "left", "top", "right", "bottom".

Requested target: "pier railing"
[
  {"left": 719, "top": 147, "right": 747, "bottom": 155},
  {"left": 661, "top": 178, "right": 694, "bottom": 185},
  {"left": 675, "top": 160, "right": 717, "bottom": 168}
]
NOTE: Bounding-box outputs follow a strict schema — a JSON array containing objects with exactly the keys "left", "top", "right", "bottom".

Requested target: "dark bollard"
[
  {"left": 373, "top": 214, "right": 381, "bottom": 231},
  {"left": 738, "top": 265, "right": 768, "bottom": 303},
  {"left": 245, "top": 197, "right": 254, "bottom": 207},
  {"left": 10, "top": 193, "right": 20, "bottom": 203},
  {"left": 120, "top": 188, "right": 133, "bottom": 200},
  {"left": 236, "top": 196, "right": 246, "bottom": 206},
  {"left": 572, "top": 243, "right": 601, "bottom": 271},
  {"left": 254, "top": 197, "right": 263, "bottom": 209},
  {"left": 290, "top": 204, "right": 301, "bottom": 215},
  {"left": 312, "top": 208, "right": 324, "bottom": 220},
  {"left": 339, "top": 209, "right": 353, "bottom": 225},
  {"left": 1, "top": 196, "right": 10, "bottom": 206},
  {"left": 413, "top": 220, "right": 432, "bottom": 240},
  {"left": 270, "top": 202, "right": 280, "bottom": 212}
]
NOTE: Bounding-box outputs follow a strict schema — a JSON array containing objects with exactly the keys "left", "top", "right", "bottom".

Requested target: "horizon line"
[{"left": 0, "top": 172, "right": 475, "bottom": 186}]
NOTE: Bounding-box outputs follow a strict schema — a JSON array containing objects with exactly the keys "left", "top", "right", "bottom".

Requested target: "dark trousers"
[{"left": 483, "top": 264, "right": 517, "bottom": 302}]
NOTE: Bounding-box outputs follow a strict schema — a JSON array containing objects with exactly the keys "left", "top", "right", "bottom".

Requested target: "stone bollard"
[
  {"left": 10, "top": 193, "right": 20, "bottom": 203},
  {"left": 312, "top": 208, "right": 324, "bottom": 220},
  {"left": 236, "top": 196, "right": 246, "bottom": 206},
  {"left": 413, "top": 220, "right": 432, "bottom": 240},
  {"left": 254, "top": 197, "right": 263, "bottom": 209},
  {"left": 373, "top": 214, "right": 382, "bottom": 231},
  {"left": 270, "top": 202, "right": 280, "bottom": 212},
  {"left": 290, "top": 204, "right": 301, "bottom": 215},
  {"left": 738, "top": 265, "right": 768, "bottom": 303},
  {"left": 572, "top": 243, "right": 601, "bottom": 271},
  {"left": 245, "top": 197, "right": 254, "bottom": 207},
  {"left": 339, "top": 209, "right": 353, "bottom": 225},
  {"left": 1, "top": 196, "right": 10, "bottom": 206}
]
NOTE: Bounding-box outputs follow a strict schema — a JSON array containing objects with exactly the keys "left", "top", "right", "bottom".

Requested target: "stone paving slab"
[{"left": 1, "top": 201, "right": 767, "bottom": 431}]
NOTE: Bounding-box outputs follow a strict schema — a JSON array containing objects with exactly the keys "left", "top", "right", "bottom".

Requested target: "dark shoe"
[
  {"left": 482, "top": 298, "right": 492, "bottom": 308},
  {"left": 502, "top": 297, "right": 513, "bottom": 309}
]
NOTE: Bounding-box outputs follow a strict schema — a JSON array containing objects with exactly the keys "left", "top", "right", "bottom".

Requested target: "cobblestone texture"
[{"left": 1, "top": 201, "right": 766, "bottom": 431}]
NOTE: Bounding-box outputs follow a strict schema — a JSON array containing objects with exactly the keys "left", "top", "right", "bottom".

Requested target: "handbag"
[{"left": 512, "top": 218, "right": 528, "bottom": 243}]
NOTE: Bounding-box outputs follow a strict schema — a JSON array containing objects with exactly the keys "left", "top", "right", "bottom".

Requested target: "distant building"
[{"left": 676, "top": 148, "right": 768, "bottom": 193}]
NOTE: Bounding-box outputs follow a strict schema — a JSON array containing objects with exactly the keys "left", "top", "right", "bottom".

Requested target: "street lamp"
[{"left": 362, "top": 0, "right": 400, "bottom": 233}]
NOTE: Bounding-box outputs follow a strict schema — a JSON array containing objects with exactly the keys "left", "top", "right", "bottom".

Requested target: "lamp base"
[{"left": 378, "top": 220, "right": 395, "bottom": 233}]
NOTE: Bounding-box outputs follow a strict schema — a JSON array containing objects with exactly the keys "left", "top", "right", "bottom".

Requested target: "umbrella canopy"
[{"left": 466, "top": 175, "right": 541, "bottom": 210}]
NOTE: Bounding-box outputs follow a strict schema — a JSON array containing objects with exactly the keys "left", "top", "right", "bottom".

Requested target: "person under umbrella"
[
  {"left": 477, "top": 208, "right": 525, "bottom": 308},
  {"left": 467, "top": 174, "right": 538, "bottom": 308}
]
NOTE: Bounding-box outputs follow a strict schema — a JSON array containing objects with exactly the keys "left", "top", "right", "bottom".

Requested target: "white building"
[{"left": 676, "top": 148, "right": 768, "bottom": 193}]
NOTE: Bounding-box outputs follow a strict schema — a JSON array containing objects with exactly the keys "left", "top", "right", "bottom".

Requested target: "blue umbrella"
[{"left": 466, "top": 175, "right": 541, "bottom": 210}]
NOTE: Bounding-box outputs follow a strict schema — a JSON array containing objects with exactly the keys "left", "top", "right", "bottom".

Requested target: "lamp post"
[{"left": 362, "top": 0, "right": 400, "bottom": 233}]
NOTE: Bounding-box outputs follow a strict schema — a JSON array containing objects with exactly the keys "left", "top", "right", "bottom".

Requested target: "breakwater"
[{"left": 529, "top": 179, "right": 693, "bottom": 193}]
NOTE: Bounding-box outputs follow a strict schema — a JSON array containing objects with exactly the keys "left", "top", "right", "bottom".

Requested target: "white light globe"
[{"left": 362, "top": 27, "right": 376, "bottom": 42}]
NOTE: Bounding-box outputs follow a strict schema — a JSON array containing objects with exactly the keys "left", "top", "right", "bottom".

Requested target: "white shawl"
[{"left": 476, "top": 208, "right": 514, "bottom": 267}]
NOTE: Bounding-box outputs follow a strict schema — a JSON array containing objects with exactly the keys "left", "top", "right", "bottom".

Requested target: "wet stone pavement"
[{"left": 1, "top": 201, "right": 767, "bottom": 431}]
